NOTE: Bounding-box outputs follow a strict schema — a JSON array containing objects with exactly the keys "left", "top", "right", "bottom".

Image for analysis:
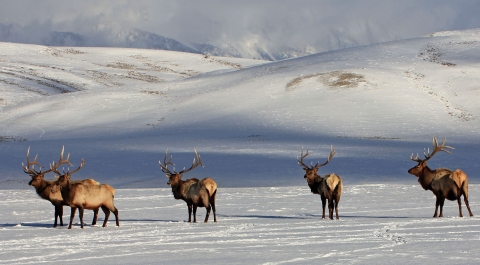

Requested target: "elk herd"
[{"left": 21, "top": 136, "right": 473, "bottom": 229}]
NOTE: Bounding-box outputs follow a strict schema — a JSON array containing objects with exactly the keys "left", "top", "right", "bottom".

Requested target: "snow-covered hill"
[
  {"left": 2, "top": 29, "right": 480, "bottom": 265},
  {"left": 1, "top": 29, "right": 480, "bottom": 188}
]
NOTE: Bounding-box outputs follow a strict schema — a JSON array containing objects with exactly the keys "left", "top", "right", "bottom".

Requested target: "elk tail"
[{"left": 451, "top": 170, "right": 465, "bottom": 191}]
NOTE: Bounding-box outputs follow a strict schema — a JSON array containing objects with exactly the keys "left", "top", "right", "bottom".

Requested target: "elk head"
[
  {"left": 22, "top": 146, "right": 72, "bottom": 187},
  {"left": 297, "top": 146, "right": 336, "bottom": 185},
  {"left": 408, "top": 137, "right": 454, "bottom": 177},
  {"left": 50, "top": 156, "right": 85, "bottom": 187},
  {"left": 159, "top": 149, "right": 203, "bottom": 186}
]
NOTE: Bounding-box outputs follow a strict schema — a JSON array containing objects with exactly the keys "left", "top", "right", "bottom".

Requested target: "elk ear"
[{"left": 165, "top": 174, "right": 171, "bottom": 178}]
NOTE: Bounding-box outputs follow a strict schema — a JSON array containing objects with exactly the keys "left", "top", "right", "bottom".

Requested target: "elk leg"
[
  {"left": 211, "top": 203, "right": 217, "bottom": 223},
  {"left": 464, "top": 195, "right": 473, "bottom": 217},
  {"left": 79, "top": 207, "right": 85, "bottom": 229},
  {"left": 101, "top": 206, "right": 110, "bottom": 227},
  {"left": 53, "top": 207, "right": 58, "bottom": 228},
  {"left": 193, "top": 205, "right": 198, "bottom": 223},
  {"left": 112, "top": 207, "right": 120, "bottom": 227},
  {"left": 433, "top": 198, "right": 440, "bottom": 217},
  {"left": 321, "top": 195, "right": 327, "bottom": 219},
  {"left": 59, "top": 205, "right": 64, "bottom": 226},
  {"left": 334, "top": 197, "right": 340, "bottom": 220},
  {"left": 204, "top": 205, "right": 211, "bottom": 223},
  {"left": 211, "top": 190, "right": 217, "bottom": 222},
  {"left": 105, "top": 205, "right": 119, "bottom": 227},
  {"left": 328, "top": 200, "right": 334, "bottom": 220},
  {"left": 203, "top": 196, "right": 211, "bottom": 223},
  {"left": 69, "top": 207, "right": 77, "bottom": 229},
  {"left": 54, "top": 205, "right": 61, "bottom": 228},
  {"left": 187, "top": 204, "right": 193, "bottom": 222},
  {"left": 439, "top": 198, "right": 445, "bottom": 217},
  {"left": 457, "top": 197, "right": 463, "bottom": 217},
  {"left": 92, "top": 208, "right": 99, "bottom": 226}
]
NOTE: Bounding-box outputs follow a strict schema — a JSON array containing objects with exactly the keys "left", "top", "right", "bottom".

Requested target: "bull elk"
[
  {"left": 22, "top": 147, "right": 100, "bottom": 227},
  {"left": 297, "top": 146, "right": 343, "bottom": 220},
  {"left": 408, "top": 137, "right": 473, "bottom": 217},
  {"left": 159, "top": 149, "right": 217, "bottom": 223},
  {"left": 52, "top": 157, "right": 119, "bottom": 229}
]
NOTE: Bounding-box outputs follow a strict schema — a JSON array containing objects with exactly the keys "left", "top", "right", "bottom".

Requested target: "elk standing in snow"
[
  {"left": 297, "top": 146, "right": 343, "bottom": 220},
  {"left": 408, "top": 137, "right": 473, "bottom": 217},
  {"left": 52, "top": 157, "right": 119, "bottom": 229},
  {"left": 159, "top": 149, "right": 217, "bottom": 223},
  {"left": 22, "top": 147, "right": 100, "bottom": 227}
]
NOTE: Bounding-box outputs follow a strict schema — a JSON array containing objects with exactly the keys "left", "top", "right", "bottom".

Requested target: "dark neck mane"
[
  {"left": 171, "top": 179, "right": 185, "bottom": 200},
  {"left": 308, "top": 175, "right": 323, "bottom": 194}
]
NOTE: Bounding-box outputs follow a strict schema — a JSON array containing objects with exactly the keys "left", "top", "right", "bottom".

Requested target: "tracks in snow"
[{"left": 404, "top": 42, "right": 474, "bottom": 121}]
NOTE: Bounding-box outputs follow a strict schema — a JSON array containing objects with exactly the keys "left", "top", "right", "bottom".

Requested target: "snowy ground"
[
  {"left": 1, "top": 28, "right": 480, "bottom": 264},
  {"left": 1, "top": 184, "right": 479, "bottom": 264}
]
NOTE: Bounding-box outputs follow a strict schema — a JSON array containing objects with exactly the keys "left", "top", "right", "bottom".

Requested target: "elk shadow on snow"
[
  {"left": 0, "top": 222, "right": 52, "bottom": 228},
  {"left": 119, "top": 218, "right": 180, "bottom": 223},
  {"left": 339, "top": 215, "right": 414, "bottom": 219},
  {"left": 218, "top": 214, "right": 316, "bottom": 220}
]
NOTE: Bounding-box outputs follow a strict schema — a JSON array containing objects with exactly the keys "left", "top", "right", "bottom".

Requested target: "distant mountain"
[
  {"left": 0, "top": 23, "right": 314, "bottom": 61},
  {"left": 191, "top": 42, "right": 242, "bottom": 58},
  {"left": 117, "top": 29, "right": 198, "bottom": 53},
  {"left": 43, "top": 31, "right": 85, "bottom": 46}
]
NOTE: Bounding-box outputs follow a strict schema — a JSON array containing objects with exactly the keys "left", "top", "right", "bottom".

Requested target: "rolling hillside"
[{"left": 1, "top": 29, "right": 480, "bottom": 188}]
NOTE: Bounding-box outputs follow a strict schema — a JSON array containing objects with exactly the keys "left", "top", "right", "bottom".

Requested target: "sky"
[{"left": 1, "top": 1, "right": 480, "bottom": 57}]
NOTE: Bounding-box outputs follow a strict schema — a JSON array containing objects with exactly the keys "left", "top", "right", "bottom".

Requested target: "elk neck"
[
  {"left": 55, "top": 176, "right": 71, "bottom": 196},
  {"left": 170, "top": 178, "right": 186, "bottom": 200},
  {"left": 32, "top": 177, "right": 50, "bottom": 196},
  {"left": 416, "top": 165, "right": 437, "bottom": 190},
  {"left": 307, "top": 174, "right": 323, "bottom": 194}
]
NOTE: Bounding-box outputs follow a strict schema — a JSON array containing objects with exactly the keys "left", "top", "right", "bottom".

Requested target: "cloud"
[{"left": 1, "top": 0, "right": 479, "bottom": 58}]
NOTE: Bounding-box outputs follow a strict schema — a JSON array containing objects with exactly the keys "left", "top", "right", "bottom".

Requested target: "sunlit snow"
[{"left": 1, "top": 29, "right": 480, "bottom": 264}]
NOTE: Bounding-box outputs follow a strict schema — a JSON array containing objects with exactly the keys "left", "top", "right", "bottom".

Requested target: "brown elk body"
[
  {"left": 298, "top": 146, "right": 343, "bottom": 220},
  {"left": 53, "top": 158, "right": 120, "bottom": 229},
  {"left": 408, "top": 137, "right": 473, "bottom": 217},
  {"left": 159, "top": 149, "right": 217, "bottom": 223},
  {"left": 23, "top": 147, "right": 100, "bottom": 227}
]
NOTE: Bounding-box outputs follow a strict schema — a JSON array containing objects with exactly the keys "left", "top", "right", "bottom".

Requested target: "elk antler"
[
  {"left": 410, "top": 137, "right": 453, "bottom": 163},
  {"left": 22, "top": 147, "right": 41, "bottom": 175},
  {"left": 297, "top": 146, "right": 336, "bottom": 169},
  {"left": 178, "top": 149, "right": 203, "bottom": 174},
  {"left": 159, "top": 149, "right": 175, "bottom": 175},
  {"left": 297, "top": 147, "right": 311, "bottom": 169},
  {"left": 62, "top": 158, "right": 85, "bottom": 176},
  {"left": 22, "top": 146, "right": 72, "bottom": 176},
  {"left": 159, "top": 149, "right": 203, "bottom": 176},
  {"left": 424, "top": 137, "right": 454, "bottom": 160},
  {"left": 49, "top": 146, "right": 75, "bottom": 174},
  {"left": 317, "top": 145, "right": 336, "bottom": 168}
]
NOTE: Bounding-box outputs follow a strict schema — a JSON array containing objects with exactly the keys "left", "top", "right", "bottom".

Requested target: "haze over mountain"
[{"left": 1, "top": 1, "right": 480, "bottom": 60}]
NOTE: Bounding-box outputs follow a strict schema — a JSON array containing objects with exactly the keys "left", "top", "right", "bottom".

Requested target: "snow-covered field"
[
  {"left": 1, "top": 185, "right": 480, "bottom": 264},
  {"left": 1, "top": 28, "right": 480, "bottom": 263}
]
